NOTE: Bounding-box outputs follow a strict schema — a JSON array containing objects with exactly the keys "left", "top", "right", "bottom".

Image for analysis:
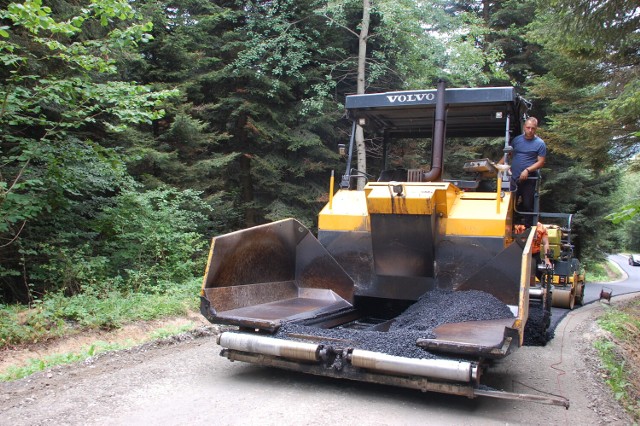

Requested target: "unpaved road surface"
[{"left": 1, "top": 293, "right": 635, "bottom": 426}]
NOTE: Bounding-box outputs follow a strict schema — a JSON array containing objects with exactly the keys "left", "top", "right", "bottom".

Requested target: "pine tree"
[{"left": 128, "top": 0, "right": 347, "bottom": 229}]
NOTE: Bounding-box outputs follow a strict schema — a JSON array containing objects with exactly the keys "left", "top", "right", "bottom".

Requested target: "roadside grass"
[
  {"left": 586, "top": 259, "right": 624, "bottom": 283},
  {"left": 596, "top": 298, "right": 640, "bottom": 421},
  {"left": 0, "top": 321, "right": 198, "bottom": 381},
  {"left": 0, "top": 278, "right": 202, "bottom": 382},
  {"left": 0, "top": 278, "right": 201, "bottom": 350},
  {"left": 586, "top": 259, "right": 638, "bottom": 420},
  {"left": 0, "top": 340, "right": 129, "bottom": 381},
  {"left": 148, "top": 322, "right": 195, "bottom": 340}
]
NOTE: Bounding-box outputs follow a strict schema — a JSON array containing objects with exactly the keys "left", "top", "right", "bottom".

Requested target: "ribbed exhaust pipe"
[
  {"left": 422, "top": 79, "right": 447, "bottom": 182},
  {"left": 350, "top": 349, "right": 477, "bottom": 383}
]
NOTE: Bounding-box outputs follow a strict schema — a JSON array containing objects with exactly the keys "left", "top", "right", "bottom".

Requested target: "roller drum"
[{"left": 552, "top": 289, "right": 575, "bottom": 309}]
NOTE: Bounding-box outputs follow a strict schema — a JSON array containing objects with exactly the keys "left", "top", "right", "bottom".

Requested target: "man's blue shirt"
[{"left": 511, "top": 135, "right": 546, "bottom": 178}]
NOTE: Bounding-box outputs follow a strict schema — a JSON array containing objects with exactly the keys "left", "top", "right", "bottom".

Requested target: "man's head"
[{"left": 523, "top": 117, "right": 538, "bottom": 140}]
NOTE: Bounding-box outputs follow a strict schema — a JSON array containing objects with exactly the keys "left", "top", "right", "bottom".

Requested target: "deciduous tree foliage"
[{"left": 0, "top": 0, "right": 200, "bottom": 302}]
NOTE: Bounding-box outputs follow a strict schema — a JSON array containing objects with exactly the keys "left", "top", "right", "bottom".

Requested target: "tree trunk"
[
  {"left": 482, "top": 0, "right": 490, "bottom": 24},
  {"left": 355, "top": 0, "right": 370, "bottom": 190},
  {"left": 236, "top": 113, "right": 256, "bottom": 227},
  {"left": 239, "top": 153, "right": 255, "bottom": 227}
]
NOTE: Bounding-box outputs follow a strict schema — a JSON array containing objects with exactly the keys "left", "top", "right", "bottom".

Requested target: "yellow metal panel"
[
  {"left": 546, "top": 226, "right": 562, "bottom": 260},
  {"left": 459, "top": 192, "right": 501, "bottom": 200},
  {"left": 517, "top": 230, "right": 535, "bottom": 346},
  {"left": 200, "top": 238, "right": 216, "bottom": 296},
  {"left": 364, "top": 182, "right": 456, "bottom": 215},
  {"left": 318, "top": 189, "right": 370, "bottom": 231},
  {"left": 366, "top": 185, "right": 434, "bottom": 214},
  {"left": 443, "top": 192, "right": 512, "bottom": 237},
  {"left": 546, "top": 227, "right": 561, "bottom": 244},
  {"left": 437, "top": 184, "right": 460, "bottom": 217}
]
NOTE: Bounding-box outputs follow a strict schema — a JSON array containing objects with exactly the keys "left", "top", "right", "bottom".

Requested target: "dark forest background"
[{"left": 1, "top": 0, "right": 638, "bottom": 305}]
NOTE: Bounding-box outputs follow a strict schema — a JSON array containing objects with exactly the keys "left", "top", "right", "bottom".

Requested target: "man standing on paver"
[{"left": 504, "top": 117, "right": 547, "bottom": 227}]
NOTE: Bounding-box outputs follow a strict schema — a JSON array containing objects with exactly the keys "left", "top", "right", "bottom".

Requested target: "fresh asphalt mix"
[
  {"left": 274, "top": 254, "right": 638, "bottom": 358},
  {"left": 276, "top": 289, "right": 514, "bottom": 359}
]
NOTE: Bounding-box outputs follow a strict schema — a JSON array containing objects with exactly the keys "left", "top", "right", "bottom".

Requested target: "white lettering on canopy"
[{"left": 386, "top": 93, "right": 435, "bottom": 103}]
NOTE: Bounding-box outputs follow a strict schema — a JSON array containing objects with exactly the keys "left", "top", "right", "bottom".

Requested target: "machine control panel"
[{"left": 463, "top": 158, "right": 497, "bottom": 173}]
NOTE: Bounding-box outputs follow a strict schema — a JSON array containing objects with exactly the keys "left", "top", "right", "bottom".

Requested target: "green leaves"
[
  {"left": 606, "top": 203, "right": 640, "bottom": 225},
  {"left": 4, "top": 0, "right": 56, "bottom": 35},
  {"left": 0, "top": 0, "right": 181, "bottom": 303},
  {"left": 3, "top": 0, "right": 633, "bottom": 307},
  {"left": 523, "top": 0, "right": 639, "bottom": 259},
  {"left": 90, "top": 186, "right": 212, "bottom": 291},
  {"left": 528, "top": 0, "right": 639, "bottom": 170}
]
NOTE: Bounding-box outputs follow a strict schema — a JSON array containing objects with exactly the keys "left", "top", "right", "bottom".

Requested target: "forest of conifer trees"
[{"left": 1, "top": 0, "right": 638, "bottom": 304}]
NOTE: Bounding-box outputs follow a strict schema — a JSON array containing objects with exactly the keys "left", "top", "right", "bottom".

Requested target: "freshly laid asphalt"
[{"left": 549, "top": 253, "right": 640, "bottom": 332}]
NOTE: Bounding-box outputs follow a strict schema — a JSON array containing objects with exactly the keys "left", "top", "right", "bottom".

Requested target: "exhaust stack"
[{"left": 422, "top": 79, "right": 447, "bottom": 182}]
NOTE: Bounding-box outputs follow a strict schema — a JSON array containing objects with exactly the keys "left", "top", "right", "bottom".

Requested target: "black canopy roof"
[{"left": 345, "top": 87, "right": 529, "bottom": 139}]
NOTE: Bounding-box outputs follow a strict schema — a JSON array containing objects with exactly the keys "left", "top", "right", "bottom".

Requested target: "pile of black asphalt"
[
  {"left": 523, "top": 304, "right": 555, "bottom": 346},
  {"left": 275, "top": 289, "right": 514, "bottom": 360}
]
